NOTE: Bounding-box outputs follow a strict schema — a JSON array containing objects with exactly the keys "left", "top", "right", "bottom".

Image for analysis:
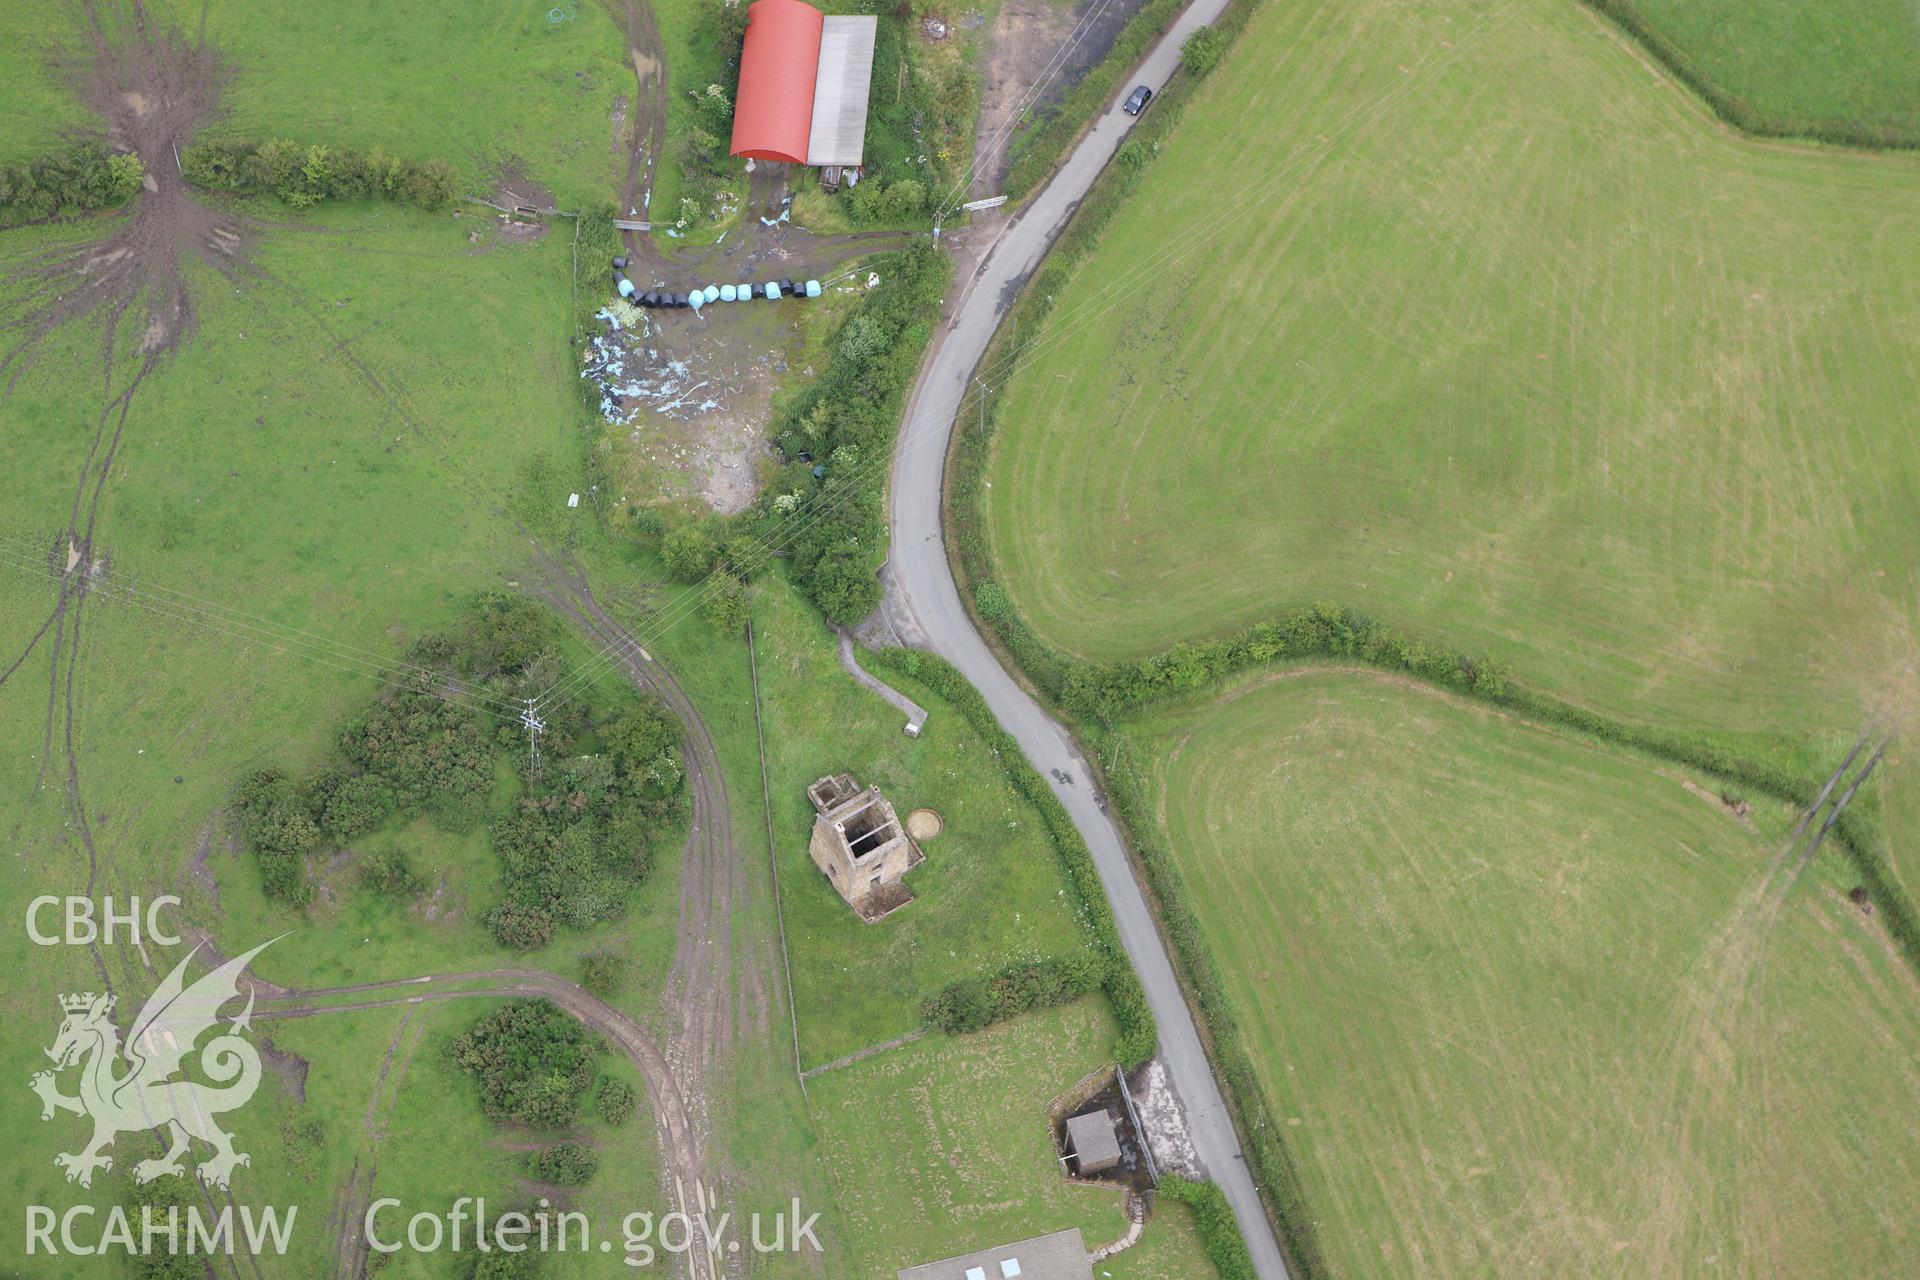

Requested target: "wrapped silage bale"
[
  {"left": 804, "top": 280, "right": 822, "bottom": 298},
  {"left": 703, "top": 285, "right": 720, "bottom": 305},
  {"left": 720, "top": 285, "right": 737, "bottom": 303},
  {"left": 764, "top": 281, "right": 781, "bottom": 299}
]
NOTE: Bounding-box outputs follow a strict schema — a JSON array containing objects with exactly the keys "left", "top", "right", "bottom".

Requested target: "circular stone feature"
[{"left": 906, "top": 808, "right": 943, "bottom": 840}]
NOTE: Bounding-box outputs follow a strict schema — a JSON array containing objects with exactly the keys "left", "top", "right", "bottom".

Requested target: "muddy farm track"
[
  {"left": 255, "top": 970, "right": 714, "bottom": 1277},
  {"left": 529, "top": 545, "right": 780, "bottom": 1170}
]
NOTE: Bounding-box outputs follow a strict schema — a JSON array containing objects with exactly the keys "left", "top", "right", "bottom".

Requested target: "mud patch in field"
[
  {"left": 590, "top": 297, "right": 815, "bottom": 514},
  {"left": 1, "top": 1, "right": 259, "bottom": 397}
]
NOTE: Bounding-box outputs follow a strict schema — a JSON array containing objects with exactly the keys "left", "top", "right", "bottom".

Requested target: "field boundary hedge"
[
  {"left": 1158, "top": 1177, "right": 1257, "bottom": 1280},
  {"left": 773, "top": 241, "right": 949, "bottom": 624},
  {"left": 0, "top": 142, "right": 144, "bottom": 224},
  {"left": 181, "top": 138, "right": 459, "bottom": 210},
  {"left": 936, "top": 0, "right": 1919, "bottom": 1265},
  {"left": 1575, "top": 0, "right": 1918, "bottom": 151},
  {"left": 868, "top": 647, "right": 1156, "bottom": 1067}
]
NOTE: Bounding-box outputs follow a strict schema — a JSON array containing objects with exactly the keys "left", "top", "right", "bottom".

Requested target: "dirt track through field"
[
  {"left": 1639, "top": 719, "right": 1897, "bottom": 1266},
  {"left": 0, "top": 0, "right": 250, "bottom": 1016},
  {"left": 527, "top": 548, "right": 780, "bottom": 1201},
  {"left": 603, "top": 0, "right": 668, "bottom": 265},
  {"left": 256, "top": 967, "right": 715, "bottom": 1277}
]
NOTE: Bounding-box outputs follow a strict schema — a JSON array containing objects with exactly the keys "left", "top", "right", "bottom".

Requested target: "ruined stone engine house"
[{"left": 807, "top": 773, "right": 924, "bottom": 920}]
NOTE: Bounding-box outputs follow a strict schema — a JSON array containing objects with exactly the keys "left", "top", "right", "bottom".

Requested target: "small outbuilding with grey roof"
[
  {"left": 1064, "top": 1108, "right": 1122, "bottom": 1175},
  {"left": 895, "top": 1228, "right": 1092, "bottom": 1280}
]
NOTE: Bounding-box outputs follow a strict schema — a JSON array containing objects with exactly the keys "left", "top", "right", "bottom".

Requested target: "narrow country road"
[{"left": 886, "top": 1, "right": 1291, "bottom": 1276}]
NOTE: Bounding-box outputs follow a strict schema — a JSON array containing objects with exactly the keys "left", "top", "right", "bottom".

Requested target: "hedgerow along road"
[{"left": 885, "top": 0, "right": 1289, "bottom": 1274}]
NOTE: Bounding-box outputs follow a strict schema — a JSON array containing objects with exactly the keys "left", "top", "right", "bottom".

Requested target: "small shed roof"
[{"left": 1065, "top": 1110, "right": 1121, "bottom": 1168}]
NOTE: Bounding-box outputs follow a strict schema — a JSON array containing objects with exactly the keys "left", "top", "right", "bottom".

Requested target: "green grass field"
[
  {"left": 1123, "top": 669, "right": 1920, "bottom": 1276},
  {"left": 805, "top": 1000, "right": 1216, "bottom": 1280},
  {"left": 747, "top": 581, "right": 1096, "bottom": 1067},
  {"left": 1619, "top": 0, "right": 1920, "bottom": 142},
  {"left": 159, "top": 0, "right": 629, "bottom": 206},
  {"left": 0, "top": 1, "right": 1157, "bottom": 1275},
  {"left": 983, "top": 0, "right": 1920, "bottom": 754}
]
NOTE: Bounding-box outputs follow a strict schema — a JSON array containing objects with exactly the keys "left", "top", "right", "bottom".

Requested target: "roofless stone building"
[{"left": 807, "top": 773, "right": 924, "bottom": 920}]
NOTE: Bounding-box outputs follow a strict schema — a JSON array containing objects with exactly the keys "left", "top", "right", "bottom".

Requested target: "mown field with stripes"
[
  {"left": 1123, "top": 670, "right": 1920, "bottom": 1276},
  {"left": 975, "top": 0, "right": 1920, "bottom": 1272},
  {"left": 981, "top": 0, "right": 1920, "bottom": 866}
]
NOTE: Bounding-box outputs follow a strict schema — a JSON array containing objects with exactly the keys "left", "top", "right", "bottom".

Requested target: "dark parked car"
[{"left": 1123, "top": 84, "right": 1153, "bottom": 116}]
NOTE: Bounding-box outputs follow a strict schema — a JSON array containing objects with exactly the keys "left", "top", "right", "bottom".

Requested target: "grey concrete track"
[
  {"left": 885, "top": 1, "right": 1291, "bottom": 1275},
  {"left": 836, "top": 626, "right": 929, "bottom": 732}
]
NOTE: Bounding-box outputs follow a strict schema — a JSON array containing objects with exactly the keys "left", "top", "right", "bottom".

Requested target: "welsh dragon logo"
[{"left": 30, "top": 939, "right": 277, "bottom": 1189}]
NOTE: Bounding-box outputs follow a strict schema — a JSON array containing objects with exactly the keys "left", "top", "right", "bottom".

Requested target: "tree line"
[
  {"left": 769, "top": 240, "right": 947, "bottom": 622},
  {"left": 181, "top": 138, "right": 458, "bottom": 210},
  {"left": 0, "top": 142, "right": 144, "bottom": 222}
]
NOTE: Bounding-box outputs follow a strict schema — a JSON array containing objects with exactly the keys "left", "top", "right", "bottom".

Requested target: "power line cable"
[
  {"left": 932, "top": 0, "right": 1124, "bottom": 218},
  {"left": 0, "top": 530, "right": 504, "bottom": 700},
  {"left": 0, "top": 546, "right": 517, "bottom": 718}
]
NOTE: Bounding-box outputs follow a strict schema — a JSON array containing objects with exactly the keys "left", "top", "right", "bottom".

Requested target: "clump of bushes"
[
  {"left": 229, "top": 594, "right": 685, "bottom": 939},
  {"left": 487, "top": 697, "right": 683, "bottom": 948},
  {"left": 124, "top": 1174, "right": 197, "bottom": 1280},
  {"left": 1181, "top": 26, "right": 1229, "bottom": 77},
  {"left": 181, "top": 139, "right": 458, "bottom": 210},
  {"left": 235, "top": 769, "right": 320, "bottom": 906},
  {"left": 451, "top": 999, "right": 601, "bottom": 1128},
  {"left": 580, "top": 950, "right": 629, "bottom": 998},
  {"left": 530, "top": 1142, "right": 599, "bottom": 1186},
  {"left": 1159, "top": 1178, "right": 1257, "bottom": 1280},
  {"left": 359, "top": 848, "right": 426, "bottom": 899},
  {"left": 844, "top": 176, "right": 926, "bottom": 225},
  {"left": 767, "top": 241, "right": 949, "bottom": 623},
  {"left": 470, "top": 1248, "right": 543, "bottom": 1280},
  {"left": 673, "top": 83, "right": 737, "bottom": 228},
  {"left": 595, "top": 1076, "right": 636, "bottom": 1126},
  {"left": 921, "top": 954, "right": 1103, "bottom": 1033},
  {"left": 0, "top": 143, "right": 144, "bottom": 222},
  {"left": 660, "top": 529, "right": 763, "bottom": 637},
  {"left": 280, "top": 1113, "right": 327, "bottom": 1185},
  {"left": 485, "top": 901, "right": 554, "bottom": 952}
]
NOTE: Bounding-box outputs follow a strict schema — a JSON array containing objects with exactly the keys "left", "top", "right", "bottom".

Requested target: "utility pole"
[{"left": 521, "top": 699, "right": 545, "bottom": 780}]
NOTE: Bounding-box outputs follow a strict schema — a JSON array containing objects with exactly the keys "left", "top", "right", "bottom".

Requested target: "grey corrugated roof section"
[
  {"left": 896, "top": 1228, "right": 1092, "bottom": 1280},
  {"left": 805, "top": 15, "right": 876, "bottom": 166}
]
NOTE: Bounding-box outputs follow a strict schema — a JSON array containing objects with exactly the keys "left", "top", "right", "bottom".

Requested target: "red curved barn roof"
[{"left": 730, "top": 0, "right": 825, "bottom": 165}]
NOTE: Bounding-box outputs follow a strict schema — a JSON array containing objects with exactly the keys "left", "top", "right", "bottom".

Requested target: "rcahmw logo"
[{"left": 26, "top": 936, "right": 298, "bottom": 1258}]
